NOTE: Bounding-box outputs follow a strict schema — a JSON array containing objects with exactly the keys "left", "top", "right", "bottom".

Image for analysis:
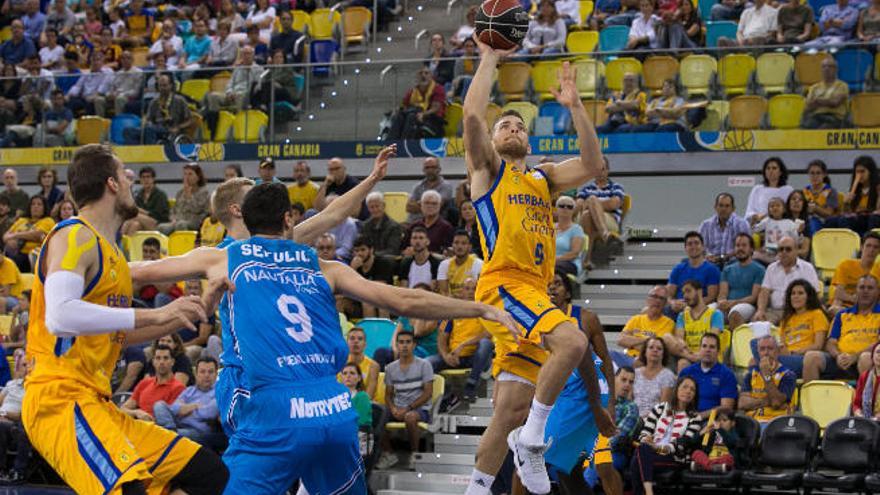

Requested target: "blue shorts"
[
  {"left": 216, "top": 365, "right": 251, "bottom": 436},
  {"left": 544, "top": 392, "right": 609, "bottom": 474}
]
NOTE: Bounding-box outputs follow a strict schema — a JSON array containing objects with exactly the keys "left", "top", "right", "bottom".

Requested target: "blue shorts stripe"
[
  {"left": 525, "top": 307, "right": 558, "bottom": 339},
  {"left": 73, "top": 403, "right": 121, "bottom": 493},
  {"left": 149, "top": 435, "right": 183, "bottom": 474},
  {"left": 507, "top": 352, "right": 542, "bottom": 367},
  {"left": 498, "top": 286, "right": 538, "bottom": 331}
]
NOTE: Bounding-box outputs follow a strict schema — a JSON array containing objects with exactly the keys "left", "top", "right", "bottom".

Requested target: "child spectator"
[{"left": 690, "top": 408, "right": 738, "bottom": 473}]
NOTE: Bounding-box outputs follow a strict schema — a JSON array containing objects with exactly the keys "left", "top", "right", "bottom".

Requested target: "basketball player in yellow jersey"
[
  {"left": 461, "top": 37, "right": 606, "bottom": 495},
  {"left": 23, "top": 144, "right": 229, "bottom": 495}
]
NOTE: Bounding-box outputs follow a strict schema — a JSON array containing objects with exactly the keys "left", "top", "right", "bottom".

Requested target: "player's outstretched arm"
[
  {"left": 322, "top": 259, "right": 518, "bottom": 333},
  {"left": 294, "top": 145, "right": 396, "bottom": 245},
  {"left": 539, "top": 61, "right": 604, "bottom": 195},
  {"left": 462, "top": 37, "right": 509, "bottom": 178},
  {"left": 129, "top": 247, "right": 226, "bottom": 284}
]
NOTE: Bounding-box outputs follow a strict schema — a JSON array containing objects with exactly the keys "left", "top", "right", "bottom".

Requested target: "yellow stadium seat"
[
  {"left": 76, "top": 116, "right": 110, "bottom": 145},
  {"left": 605, "top": 57, "right": 642, "bottom": 92},
  {"left": 132, "top": 46, "right": 150, "bottom": 67},
  {"left": 342, "top": 6, "right": 372, "bottom": 46},
  {"left": 292, "top": 10, "right": 311, "bottom": 33},
  {"left": 851, "top": 93, "right": 880, "bottom": 128},
  {"left": 573, "top": 59, "right": 604, "bottom": 99},
  {"left": 800, "top": 380, "right": 854, "bottom": 429},
  {"left": 233, "top": 110, "right": 269, "bottom": 143},
  {"left": 728, "top": 95, "right": 767, "bottom": 130},
  {"left": 439, "top": 368, "right": 471, "bottom": 379},
  {"left": 756, "top": 52, "right": 794, "bottom": 94},
  {"left": 497, "top": 62, "right": 532, "bottom": 101},
  {"left": 383, "top": 192, "right": 408, "bottom": 223},
  {"left": 696, "top": 100, "right": 729, "bottom": 131},
  {"left": 812, "top": 228, "right": 861, "bottom": 280},
  {"left": 767, "top": 94, "right": 805, "bottom": 129},
  {"left": 501, "top": 102, "right": 538, "bottom": 131},
  {"left": 620, "top": 193, "right": 632, "bottom": 224},
  {"left": 680, "top": 54, "right": 717, "bottom": 97},
  {"left": 15, "top": 273, "right": 34, "bottom": 295},
  {"left": 718, "top": 329, "right": 731, "bottom": 362},
  {"left": 582, "top": 99, "right": 608, "bottom": 126},
  {"left": 579, "top": 0, "right": 594, "bottom": 24},
  {"left": 384, "top": 375, "right": 445, "bottom": 432},
  {"left": 643, "top": 56, "right": 679, "bottom": 95},
  {"left": 210, "top": 72, "right": 231, "bottom": 93},
  {"left": 0, "top": 26, "right": 11, "bottom": 42},
  {"left": 180, "top": 79, "right": 210, "bottom": 103},
  {"left": 444, "top": 102, "right": 463, "bottom": 137},
  {"left": 121, "top": 235, "right": 131, "bottom": 258},
  {"left": 719, "top": 53, "right": 756, "bottom": 96},
  {"left": 0, "top": 315, "right": 13, "bottom": 337},
  {"left": 168, "top": 230, "right": 198, "bottom": 256},
  {"left": 730, "top": 324, "right": 754, "bottom": 369},
  {"left": 485, "top": 102, "right": 503, "bottom": 131},
  {"left": 128, "top": 231, "right": 168, "bottom": 262},
  {"left": 213, "top": 110, "right": 235, "bottom": 142},
  {"left": 531, "top": 60, "right": 562, "bottom": 101},
  {"left": 795, "top": 52, "right": 831, "bottom": 88},
  {"left": 566, "top": 30, "right": 599, "bottom": 54},
  {"left": 309, "top": 8, "right": 341, "bottom": 40}
]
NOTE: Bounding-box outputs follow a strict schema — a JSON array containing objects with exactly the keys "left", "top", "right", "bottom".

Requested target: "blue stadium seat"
[
  {"left": 110, "top": 114, "right": 141, "bottom": 145},
  {"left": 310, "top": 39, "right": 339, "bottom": 77},
  {"left": 706, "top": 21, "right": 737, "bottom": 47},
  {"left": 358, "top": 318, "right": 398, "bottom": 360},
  {"left": 809, "top": 0, "right": 836, "bottom": 19},
  {"left": 539, "top": 102, "right": 572, "bottom": 135},
  {"left": 598, "top": 25, "right": 630, "bottom": 54},
  {"left": 698, "top": 0, "right": 717, "bottom": 22},
  {"left": 835, "top": 49, "right": 873, "bottom": 92}
]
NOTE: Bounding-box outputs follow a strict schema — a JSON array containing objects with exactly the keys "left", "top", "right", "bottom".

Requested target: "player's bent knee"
[
  {"left": 169, "top": 447, "right": 228, "bottom": 495},
  {"left": 544, "top": 321, "right": 586, "bottom": 356}
]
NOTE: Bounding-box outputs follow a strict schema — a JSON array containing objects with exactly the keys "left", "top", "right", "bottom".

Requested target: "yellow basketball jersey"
[
  {"left": 474, "top": 160, "right": 555, "bottom": 286},
  {"left": 26, "top": 217, "right": 133, "bottom": 397}
]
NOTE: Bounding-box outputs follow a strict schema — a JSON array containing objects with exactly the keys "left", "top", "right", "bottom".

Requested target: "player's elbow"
[
  {"left": 45, "top": 305, "right": 77, "bottom": 338},
  {"left": 391, "top": 290, "right": 420, "bottom": 317}
]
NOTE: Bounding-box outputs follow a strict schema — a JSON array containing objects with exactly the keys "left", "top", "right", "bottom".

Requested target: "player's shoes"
[{"left": 507, "top": 426, "right": 551, "bottom": 494}]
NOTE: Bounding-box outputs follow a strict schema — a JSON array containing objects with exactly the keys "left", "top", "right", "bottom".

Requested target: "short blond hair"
[{"left": 213, "top": 177, "right": 255, "bottom": 227}]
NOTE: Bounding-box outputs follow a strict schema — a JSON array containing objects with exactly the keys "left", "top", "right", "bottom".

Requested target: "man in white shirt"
[
  {"left": 753, "top": 236, "right": 820, "bottom": 323},
  {"left": 67, "top": 51, "right": 114, "bottom": 116},
  {"left": 555, "top": 0, "right": 581, "bottom": 26},
  {"left": 719, "top": 0, "right": 778, "bottom": 46},
  {"left": 149, "top": 19, "right": 183, "bottom": 62}
]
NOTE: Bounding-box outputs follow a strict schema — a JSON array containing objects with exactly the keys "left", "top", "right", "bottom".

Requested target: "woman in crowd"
[
  {"left": 51, "top": 198, "right": 77, "bottom": 223},
  {"left": 425, "top": 32, "right": 455, "bottom": 86},
  {"left": 36, "top": 167, "right": 64, "bottom": 213},
  {"left": 803, "top": 159, "right": 839, "bottom": 235},
  {"left": 246, "top": 0, "right": 276, "bottom": 43},
  {"left": 458, "top": 199, "right": 482, "bottom": 258},
  {"left": 746, "top": 157, "right": 794, "bottom": 226},
  {"left": 3, "top": 196, "right": 54, "bottom": 272},
  {"left": 339, "top": 362, "right": 374, "bottom": 456},
  {"left": 449, "top": 38, "right": 478, "bottom": 101},
  {"left": 555, "top": 195, "right": 586, "bottom": 277},
  {"left": 785, "top": 190, "right": 811, "bottom": 259},
  {"left": 450, "top": 6, "right": 478, "bottom": 49},
  {"left": 634, "top": 337, "right": 677, "bottom": 417},
  {"left": 773, "top": 280, "right": 828, "bottom": 377},
  {"left": 219, "top": 0, "right": 247, "bottom": 34},
  {"left": 224, "top": 163, "right": 244, "bottom": 180},
  {"left": 857, "top": 0, "right": 880, "bottom": 44},
  {"left": 626, "top": 0, "right": 660, "bottom": 50},
  {"left": 158, "top": 163, "right": 211, "bottom": 234},
  {"left": 853, "top": 342, "right": 880, "bottom": 418},
  {"left": 823, "top": 156, "right": 880, "bottom": 235},
  {"left": 520, "top": 0, "right": 567, "bottom": 57}
]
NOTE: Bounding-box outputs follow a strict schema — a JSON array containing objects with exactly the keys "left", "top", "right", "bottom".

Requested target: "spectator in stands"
[
  {"left": 404, "top": 191, "right": 454, "bottom": 255},
  {"left": 776, "top": 0, "right": 814, "bottom": 44},
  {"left": 146, "top": 334, "right": 194, "bottom": 386},
  {"left": 632, "top": 79, "right": 688, "bottom": 131},
  {"left": 50, "top": 198, "right": 75, "bottom": 224},
  {"left": 584, "top": 366, "right": 639, "bottom": 494},
  {"left": 801, "top": 57, "right": 849, "bottom": 129},
  {"left": 45, "top": 0, "right": 75, "bottom": 43},
  {"left": 589, "top": 0, "right": 624, "bottom": 29},
  {"left": 596, "top": 73, "right": 647, "bottom": 134},
  {"left": 0, "top": 20, "right": 35, "bottom": 65},
  {"left": 407, "top": 157, "right": 455, "bottom": 224},
  {"left": 520, "top": 0, "right": 567, "bottom": 56},
  {"left": 680, "top": 333, "right": 737, "bottom": 417},
  {"left": 626, "top": 0, "right": 661, "bottom": 49},
  {"left": 0, "top": 170, "right": 28, "bottom": 217},
  {"left": 857, "top": 0, "right": 880, "bottom": 42},
  {"left": 718, "top": 0, "right": 778, "bottom": 46},
  {"left": 670, "top": 0, "right": 703, "bottom": 47},
  {"left": 387, "top": 67, "right": 446, "bottom": 140},
  {"left": 244, "top": 24, "right": 269, "bottom": 65},
  {"left": 614, "top": 285, "right": 676, "bottom": 368},
  {"left": 716, "top": 233, "right": 765, "bottom": 329},
  {"left": 108, "top": 7, "right": 126, "bottom": 39},
  {"left": 449, "top": 37, "right": 478, "bottom": 101},
  {"left": 34, "top": 89, "right": 73, "bottom": 147},
  {"left": 103, "top": 50, "right": 144, "bottom": 116},
  {"left": 344, "top": 327, "right": 381, "bottom": 399},
  {"left": 149, "top": 19, "right": 183, "bottom": 63},
  {"left": 804, "top": 274, "right": 880, "bottom": 382},
  {"left": 287, "top": 161, "right": 318, "bottom": 211},
  {"left": 133, "top": 237, "right": 182, "bottom": 307},
  {"left": 700, "top": 193, "right": 750, "bottom": 266},
  {"left": 122, "top": 346, "right": 185, "bottom": 421},
  {"left": 788, "top": 190, "right": 812, "bottom": 256},
  {"left": 158, "top": 163, "right": 211, "bottom": 234},
  {"left": 218, "top": 0, "right": 246, "bottom": 32},
  {"left": 96, "top": 26, "right": 123, "bottom": 71},
  {"left": 752, "top": 197, "right": 803, "bottom": 265},
  {"left": 124, "top": 0, "right": 155, "bottom": 45},
  {"left": 178, "top": 279, "right": 219, "bottom": 362},
  {"left": 376, "top": 330, "right": 435, "bottom": 470},
  {"left": 204, "top": 45, "right": 261, "bottom": 130},
  {"left": 339, "top": 363, "right": 373, "bottom": 457},
  {"left": 667, "top": 231, "right": 721, "bottom": 315},
  {"left": 206, "top": 20, "right": 238, "bottom": 70},
  {"left": 0, "top": 359, "right": 29, "bottom": 485},
  {"left": 806, "top": 0, "right": 859, "bottom": 47},
  {"left": 745, "top": 157, "right": 793, "bottom": 226},
  {"left": 315, "top": 232, "right": 339, "bottom": 261},
  {"left": 254, "top": 157, "right": 281, "bottom": 185},
  {"left": 556, "top": 0, "right": 582, "bottom": 25},
  {"left": 323, "top": 194, "right": 358, "bottom": 262},
  {"left": 246, "top": 0, "right": 277, "bottom": 44},
  {"left": 0, "top": 198, "right": 14, "bottom": 240},
  {"left": 852, "top": 342, "right": 880, "bottom": 418},
  {"left": 224, "top": 164, "right": 244, "bottom": 180},
  {"left": 824, "top": 156, "right": 880, "bottom": 235},
  {"left": 554, "top": 195, "right": 585, "bottom": 277},
  {"left": 124, "top": 166, "right": 170, "bottom": 235},
  {"left": 134, "top": 73, "right": 193, "bottom": 145},
  {"left": 803, "top": 160, "right": 839, "bottom": 234},
  {"left": 19, "top": 0, "right": 44, "bottom": 43},
  {"left": 674, "top": 280, "right": 724, "bottom": 371},
  {"left": 398, "top": 226, "right": 443, "bottom": 288},
  {"left": 361, "top": 192, "right": 404, "bottom": 256},
  {"left": 0, "top": 248, "right": 19, "bottom": 315},
  {"left": 437, "top": 230, "right": 483, "bottom": 297},
  {"left": 39, "top": 28, "right": 64, "bottom": 71},
  {"left": 55, "top": 52, "right": 80, "bottom": 96},
  {"left": 269, "top": 10, "right": 303, "bottom": 64},
  {"left": 153, "top": 357, "right": 222, "bottom": 450},
  {"left": 458, "top": 199, "right": 482, "bottom": 258},
  {"left": 66, "top": 51, "right": 114, "bottom": 117},
  {"left": 771, "top": 279, "right": 829, "bottom": 378},
  {"left": 739, "top": 335, "right": 796, "bottom": 424},
  {"left": 424, "top": 32, "right": 454, "bottom": 86},
  {"left": 577, "top": 157, "right": 625, "bottom": 263},
  {"left": 710, "top": 0, "right": 745, "bottom": 20},
  {"left": 633, "top": 337, "right": 676, "bottom": 417},
  {"left": 84, "top": 7, "right": 105, "bottom": 41},
  {"left": 630, "top": 376, "right": 702, "bottom": 495},
  {"left": 3, "top": 196, "right": 53, "bottom": 272},
  {"left": 451, "top": 6, "right": 478, "bottom": 49},
  {"left": 754, "top": 236, "right": 820, "bottom": 323},
  {"left": 178, "top": 19, "right": 212, "bottom": 71},
  {"left": 830, "top": 232, "right": 880, "bottom": 314},
  {"left": 315, "top": 158, "right": 363, "bottom": 214}
]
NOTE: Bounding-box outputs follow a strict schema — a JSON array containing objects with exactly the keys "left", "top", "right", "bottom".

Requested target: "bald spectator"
[
  {"left": 612, "top": 285, "right": 677, "bottom": 368},
  {"left": 0, "top": 21, "right": 36, "bottom": 66},
  {"left": 315, "top": 233, "right": 340, "bottom": 262},
  {"left": 0, "top": 170, "right": 28, "bottom": 218},
  {"left": 403, "top": 191, "right": 455, "bottom": 255},
  {"left": 288, "top": 161, "right": 319, "bottom": 212},
  {"left": 596, "top": 73, "right": 646, "bottom": 134},
  {"left": 754, "top": 236, "right": 821, "bottom": 324},
  {"left": 802, "top": 57, "right": 849, "bottom": 130},
  {"left": 362, "top": 192, "right": 404, "bottom": 256},
  {"left": 407, "top": 158, "right": 455, "bottom": 224},
  {"left": 738, "top": 335, "right": 796, "bottom": 424},
  {"left": 699, "top": 193, "right": 751, "bottom": 266},
  {"left": 315, "top": 158, "right": 366, "bottom": 218}
]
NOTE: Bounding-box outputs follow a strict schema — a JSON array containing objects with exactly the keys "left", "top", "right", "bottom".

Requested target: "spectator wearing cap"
[{"left": 255, "top": 157, "right": 283, "bottom": 185}]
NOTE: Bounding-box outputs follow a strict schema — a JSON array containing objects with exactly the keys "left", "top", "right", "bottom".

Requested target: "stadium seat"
[
  {"left": 802, "top": 417, "right": 878, "bottom": 492},
  {"left": 741, "top": 415, "right": 820, "bottom": 490},
  {"left": 621, "top": 193, "right": 632, "bottom": 224},
  {"left": 756, "top": 52, "right": 794, "bottom": 94},
  {"left": 728, "top": 95, "right": 766, "bottom": 130},
  {"left": 0, "top": 26, "right": 11, "bottom": 43},
  {"left": 566, "top": 30, "right": 599, "bottom": 54},
  {"left": 573, "top": 59, "right": 604, "bottom": 98},
  {"left": 680, "top": 54, "right": 717, "bottom": 97},
  {"left": 128, "top": 231, "right": 168, "bottom": 261},
  {"left": 799, "top": 380, "right": 854, "bottom": 429},
  {"left": 309, "top": 8, "right": 341, "bottom": 40},
  {"left": 681, "top": 414, "right": 760, "bottom": 488},
  {"left": 501, "top": 102, "right": 539, "bottom": 131},
  {"left": 809, "top": 0, "right": 836, "bottom": 18},
  {"left": 180, "top": 79, "right": 210, "bottom": 103},
  {"left": 342, "top": 6, "right": 372, "bottom": 48},
  {"left": 730, "top": 324, "right": 755, "bottom": 369},
  {"left": 497, "top": 62, "right": 532, "bottom": 101},
  {"left": 812, "top": 228, "right": 860, "bottom": 279},
  {"left": 110, "top": 114, "right": 141, "bottom": 145},
  {"left": 851, "top": 93, "right": 880, "bottom": 128},
  {"left": 835, "top": 49, "right": 873, "bottom": 92},
  {"left": 383, "top": 192, "right": 408, "bottom": 223},
  {"left": 292, "top": 9, "right": 311, "bottom": 33},
  {"left": 539, "top": 101, "right": 572, "bottom": 135},
  {"left": 0, "top": 315, "right": 13, "bottom": 337},
  {"left": 233, "top": 110, "right": 269, "bottom": 142},
  {"left": 705, "top": 21, "right": 737, "bottom": 47},
  {"left": 719, "top": 53, "right": 756, "bottom": 96},
  {"left": 643, "top": 56, "right": 679, "bottom": 95},
  {"left": 382, "top": 375, "right": 445, "bottom": 433},
  {"left": 213, "top": 110, "right": 235, "bottom": 142},
  {"left": 767, "top": 94, "right": 805, "bottom": 129},
  {"left": 485, "top": 102, "right": 503, "bottom": 130},
  {"left": 582, "top": 99, "right": 608, "bottom": 126},
  {"left": 697, "top": 0, "right": 717, "bottom": 22},
  {"left": 531, "top": 60, "right": 563, "bottom": 101},
  {"left": 168, "top": 230, "right": 198, "bottom": 256},
  {"left": 76, "top": 116, "right": 110, "bottom": 145},
  {"left": 132, "top": 46, "right": 150, "bottom": 67},
  {"left": 578, "top": 0, "right": 594, "bottom": 25},
  {"left": 795, "top": 51, "right": 831, "bottom": 88},
  {"left": 598, "top": 25, "right": 629, "bottom": 53},
  {"left": 444, "top": 102, "right": 463, "bottom": 137},
  {"left": 310, "top": 39, "right": 339, "bottom": 77},
  {"left": 696, "top": 100, "right": 729, "bottom": 131},
  {"left": 358, "top": 318, "right": 398, "bottom": 360},
  {"left": 605, "top": 57, "right": 642, "bottom": 93},
  {"left": 210, "top": 72, "right": 231, "bottom": 93}
]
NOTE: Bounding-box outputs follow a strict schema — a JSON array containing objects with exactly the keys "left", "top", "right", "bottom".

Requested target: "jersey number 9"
[
  {"left": 534, "top": 243, "right": 544, "bottom": 266},
  {"left": 277, "top": 294, "right": 314, "bottom": 343}
]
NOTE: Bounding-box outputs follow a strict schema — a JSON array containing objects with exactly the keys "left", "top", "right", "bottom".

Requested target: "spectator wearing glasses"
[
  {"left": 613, "top": 286, "right": 676, "bottom": 368},
  {"left": 754, "top": 236, "right": 821, "bottom": 324},
  {"left": 555, "top": 196, "right": 586, "bottom": 278}
]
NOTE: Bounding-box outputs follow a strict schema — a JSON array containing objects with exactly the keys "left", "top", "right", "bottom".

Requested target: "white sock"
[
  {"left": 464, "top": 469, "right": 495, "bottom": 495},
  {"left": 520, "top": 399, "right": 553, "bottom": 446}
]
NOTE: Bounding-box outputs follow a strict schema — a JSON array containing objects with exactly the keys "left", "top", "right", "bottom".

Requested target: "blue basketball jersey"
[{"left": 216, "top": 235, "right": 241, "bottom": 370}]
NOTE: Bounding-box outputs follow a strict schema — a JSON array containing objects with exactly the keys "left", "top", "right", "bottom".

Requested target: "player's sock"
[
  {"left": 464, "top": 469, "right": 495, "bottom": 495},
  {"left": 520, "top": 398, "right": 553, "bottom": 446}
]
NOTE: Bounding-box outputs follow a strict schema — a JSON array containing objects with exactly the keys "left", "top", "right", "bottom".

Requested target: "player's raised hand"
[
  {"left": 163, "top": 295, "right": 207, "bottom": 332},
  {"left": 550, "top": 61, "right": 580, "bottom": 109},
  {"left": 472, "top": 34, "right": 518, "bottom": 60},
  {"left": 369, "top": 144, "right": 397, "bottom": 182},
  {"left": 480, "top": 305, "right": 521, "bottom": 341}
]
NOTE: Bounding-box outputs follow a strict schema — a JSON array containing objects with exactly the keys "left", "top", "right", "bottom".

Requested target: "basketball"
[{"left": 475, "top": 0, "right": 530, "bottom": 50}]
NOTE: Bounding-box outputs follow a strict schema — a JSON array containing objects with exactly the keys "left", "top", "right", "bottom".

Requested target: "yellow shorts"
[
  {"left": 476, "top": 274, "right": 573, "bottom": 384},
  {"left": 22, "top": 379, "right": 201, "bottom": 495},
  {"left": 591, "top": 434, "right": 613, "bottom": 466}
]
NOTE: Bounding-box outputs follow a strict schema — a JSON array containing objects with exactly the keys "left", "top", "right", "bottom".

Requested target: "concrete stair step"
[
  {"left": 448, "top": 414, "right": 491, "bottom": 432},
  {"left": 411, "top": 452, "right": 475, "bottom": 475},
  {"left": 386, "top": 472, "right": 471, "bottom": 493},
  {"left": 613, "top": 254, "right": 684, "bottom": 266},
  {"left": 588, "top": 268, "right": 670, "bottom": 281},
  {"left": 434, "top": 434, "right": 481, "bottom": 454},
  {"left": 581, "top": 284, "right": 655, "bottom": 297},
  {"left": 580, "top": 298, "right": 647, "bottom": 310}
]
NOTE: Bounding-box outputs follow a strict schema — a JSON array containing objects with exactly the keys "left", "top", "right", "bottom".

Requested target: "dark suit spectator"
[
  {"left": 124, "top": 166, "right": 170, "bottom": 235},
  {"left": 403, "top": 191, "right": 455, "bottom": 255},
  {"left": 362, "top": 192, "right": 403, "bottom": 256},
  {"left": 270, "top": 10, "right": 304, "bottom": 63}
]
